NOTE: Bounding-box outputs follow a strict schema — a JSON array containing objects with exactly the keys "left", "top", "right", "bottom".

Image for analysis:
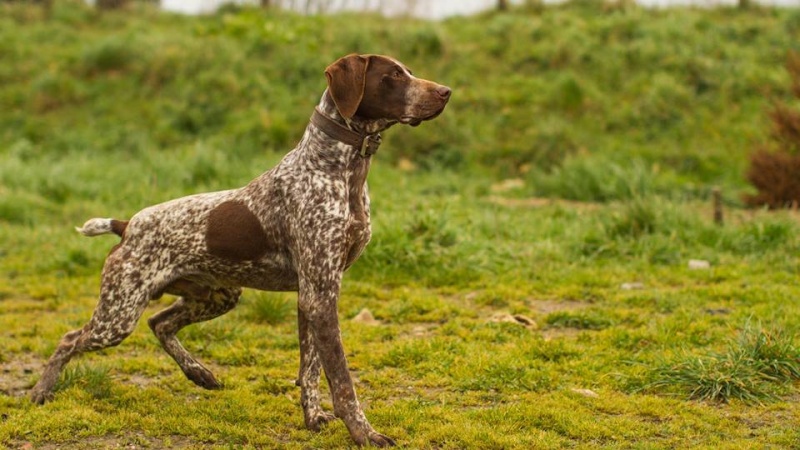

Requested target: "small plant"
[
  {"left": 379, "top": 340, "right": 432, "bottom": 368},
  {"left": 648, "top": 352, "right": 774, "bottom": 404},
  {"left": 527, "top": 339, "right": 578, "bottom": 362},
  {"left": 78, "top": 36, "right": 138, "bottom": 75},
  {"left": 531, "top": 156, "right": 660, "bottom": 202},
  {"left": 54, "top": 364, "right": 113, "bottom": 400},
  {"left": 258, "top": 376, "right": 293, "bottom": 395},
  {"left": 734, "top": 324, "right": 800, "bottom": 382},
  {"left": 245, "top": 292, "right": 294, "bottom": 325},
  {"left": 641, "top": 324, "right": 800, "bottom": 403},
  {"left": 607, "top": 197, "right": 658, "bottom": 239},
  {"left": 406, "top": 210, "right": 457, "bottom": 249}
]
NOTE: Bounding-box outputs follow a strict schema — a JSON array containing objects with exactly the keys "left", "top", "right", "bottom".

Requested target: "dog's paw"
[
  {"left": 185, "top": 366, "right": 222, "bottom": 390},
  {"left": 30, "top": 388, "right": 54, "bottom": 405},
  {"left": 367, "top": 431, "right": 396, "bottom": 447},
  {"left": 305, "top": 410, "right": 337, "bottom": 432}
]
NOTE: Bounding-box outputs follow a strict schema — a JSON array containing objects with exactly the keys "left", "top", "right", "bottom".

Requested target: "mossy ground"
[{"left": 1, "top": 1, "right": 799, "bottom": 449}]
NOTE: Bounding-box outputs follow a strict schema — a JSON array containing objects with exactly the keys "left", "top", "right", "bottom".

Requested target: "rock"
[
  {"left": 688, "top": 259, "right": 711, "bottom": 270},
  {"left": 571, "top": 388, "right": 599, "bottom": 398},
  {"left": 351, "top": 308, "right": 380, "bottom": 326},
  {"left": 620, "top": 282, "right": 645, "bottom": 290},
  {"left": 490, "top": 313, "right": 537, "bottom": 329},
  {"left": 490, "top": 178, "right": 525, "bottom": 193},
  {"left": 397, "top": 158, "right": 416, "bottom": 172}
]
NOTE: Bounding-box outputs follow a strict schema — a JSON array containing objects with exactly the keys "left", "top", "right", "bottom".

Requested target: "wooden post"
[{"left": 713, "top": 187, "right": 723, "bottom": 226}]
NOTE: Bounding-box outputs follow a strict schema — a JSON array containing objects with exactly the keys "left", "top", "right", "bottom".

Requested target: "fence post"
[{"left": 713, "top": 187, "right": 723, "bottom": 226}]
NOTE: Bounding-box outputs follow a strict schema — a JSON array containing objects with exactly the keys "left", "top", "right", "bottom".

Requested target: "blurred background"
[{"left": 153, "top": 0, "right": 799, "bottom": 18}]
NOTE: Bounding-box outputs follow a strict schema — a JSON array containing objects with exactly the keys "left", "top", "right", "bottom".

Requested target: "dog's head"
[{"left": 325, "top": 54, "right": 451, "bottom": 130}]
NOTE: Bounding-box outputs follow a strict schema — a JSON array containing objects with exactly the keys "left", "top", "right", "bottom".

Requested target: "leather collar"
[{"left": 311, "top": 107, "right": 382, "bottom": 157}]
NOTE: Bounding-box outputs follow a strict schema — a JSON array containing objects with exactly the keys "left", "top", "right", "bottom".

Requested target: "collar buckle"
[
  {"left": 360, "top": 135, "right": 382, "bottom": 157},
  {"left": 311, "top": 107, "right": 382, "bottom": 158}
]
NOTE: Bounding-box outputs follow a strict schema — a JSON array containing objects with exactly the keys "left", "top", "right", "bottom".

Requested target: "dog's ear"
[{"left": 325, "top": 54, "right": 369, "bottom": 120}]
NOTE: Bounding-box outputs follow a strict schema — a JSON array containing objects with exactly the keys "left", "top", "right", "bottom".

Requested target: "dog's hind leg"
[
  {"left": 30, "top": 260, "right": 152, "bottom": 404},
  {"left": 147, "top": 283, "right": 241, "bottom": 389}
]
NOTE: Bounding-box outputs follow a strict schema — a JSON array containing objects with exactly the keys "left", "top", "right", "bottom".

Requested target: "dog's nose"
[{"left": 436, "top": 86, "right": 452, "bottom": 100}]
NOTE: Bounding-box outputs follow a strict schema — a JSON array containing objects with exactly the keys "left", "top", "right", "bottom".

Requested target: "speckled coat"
[{"left": 30, "top": 54, "right": 451, "bottom": 447}]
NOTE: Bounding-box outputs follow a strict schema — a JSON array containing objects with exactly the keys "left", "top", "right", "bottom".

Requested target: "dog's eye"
[{"left": 392, "top": 69, "right": 404, "bottom": 79}]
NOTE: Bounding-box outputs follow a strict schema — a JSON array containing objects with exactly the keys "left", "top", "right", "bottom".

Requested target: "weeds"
[
  {"left": 244, "top": 292, "right": 294, "bottom": 325},
  {"left": 734, "top": 323, "right": 800, "bottom": 382},
  {"left": 641, "top": 324, "right": 800, "bottom": 403},
  {"left": 649, "top": 352, "right": 776, "bottom": 403},
  {"left": 54, "top": 364, "right": 113, "bottom": 400}
]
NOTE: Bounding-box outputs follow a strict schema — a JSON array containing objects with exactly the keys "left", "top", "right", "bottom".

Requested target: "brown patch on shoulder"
[{"left": 206, "top": 201, "right": 269, "bottom": 261}]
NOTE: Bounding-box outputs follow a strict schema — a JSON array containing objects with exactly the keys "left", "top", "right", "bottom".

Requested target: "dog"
[{"left": 30, "top": 54, "right": 451, "bottom": 447}]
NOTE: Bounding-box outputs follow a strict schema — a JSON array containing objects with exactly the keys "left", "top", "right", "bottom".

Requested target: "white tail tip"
[{"left": 76, "top": 218, "right": 114, "bottom": 237}]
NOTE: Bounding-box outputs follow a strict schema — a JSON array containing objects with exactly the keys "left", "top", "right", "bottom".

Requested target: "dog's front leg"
[
  {"left": 297, "top": 270, "right": 395, "bottom": 447},
  {"left": 296, "top": 305, "right": 336, "bottom": 431}
]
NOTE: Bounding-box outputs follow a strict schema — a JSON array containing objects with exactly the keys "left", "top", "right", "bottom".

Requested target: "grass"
[
  {"left": 641, "top": 324, "right": 800, "bottom": 404},
  {"left": 53, "top": 364, "right": 113, "bottom": 401},
  {"left": 244, "top": 292, "right": 295, "bottom": 325},
  {"left": 1, "top": 1, "right": 800, "bottom": 449}
]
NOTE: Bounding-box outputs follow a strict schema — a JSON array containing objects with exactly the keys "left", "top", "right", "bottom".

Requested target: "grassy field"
[{"left": 1, "top": 1, "right": 800, "bottom": 448}]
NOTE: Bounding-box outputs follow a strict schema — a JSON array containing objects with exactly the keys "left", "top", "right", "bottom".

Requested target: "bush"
[
  {"left": 745, "top": 146, "right": 800, "bottom": 209},
  {"left": 744, "top": 51, "right": 800, "bottom": 209},
  {"left": 77, "top": 36, "right": 139, "bottom": 75},
  {"left": 530, "top": 155, "right": 662, "bottom": 202}
]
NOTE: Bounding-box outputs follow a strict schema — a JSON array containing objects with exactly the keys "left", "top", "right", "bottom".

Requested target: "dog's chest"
[{"left": 343, "top": 180, "right": 371, "bottom": 269}]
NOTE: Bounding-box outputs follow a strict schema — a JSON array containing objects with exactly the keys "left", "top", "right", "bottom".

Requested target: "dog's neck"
[
  {"left": 318, "top": 90, "right": 398, "bottom": 136},
  {"left": 296, "top": 91, "right": 395, "bottom": 168}
]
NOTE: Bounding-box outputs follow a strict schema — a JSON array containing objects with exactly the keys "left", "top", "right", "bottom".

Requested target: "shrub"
[
  {"left": 744, "top": 51, "right": 800, "bottom": 209},
  {"left": 745, "top": 147, "right": 800, "bottom": 209},
  {"left": 78, "top": 36, "right": 138, "bottom": 75},
  {"left": 531, "top": 155, "right": 661, "bottom": 202},
  {"left": 29, "top": 71, "right": 83, "bottom": 112}
]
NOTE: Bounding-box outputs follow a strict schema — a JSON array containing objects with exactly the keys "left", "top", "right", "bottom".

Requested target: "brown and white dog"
[{"left": 30, "top": 54, "right": 451, "bottom": 447}]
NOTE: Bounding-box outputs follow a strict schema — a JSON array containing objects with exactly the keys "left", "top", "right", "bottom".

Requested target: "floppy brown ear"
[{"left": 325, "top": 54, "right": 369, "bottom": 120}]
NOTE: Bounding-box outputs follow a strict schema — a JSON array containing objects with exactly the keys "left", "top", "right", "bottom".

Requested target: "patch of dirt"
[
  {"left": 533, "top": 300, "right": 594, "bottom": 341},
  {"left": 11, "top": 433, "right": 196, "bottom": 450},
  {"left": 540, "top": 327, "right": 584, "bottom": 341},
  {"left": 116, "top": 373, "right": 162, "bottom": 389},
  {"left": 351, "top": 308, "right": 381, "bottom": 326},
  {"left": 487, "top": 196, "right": 600, "bottom": 210},
  {"left": 0, "top": 353, "right": 42, "bottom": 398},
  {"left": 403, "top": 323, "right": 440, "bottom": 338},
  {"left": 488, "top": 313, "right": 537, "bottom": 329},
  {"left": 529, "top": 299, "right": 590, "bottom": 314}
]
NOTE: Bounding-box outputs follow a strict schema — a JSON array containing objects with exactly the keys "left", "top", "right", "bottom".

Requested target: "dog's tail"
[{"left": 75, "top": 218, "right": 128, "bottom": 238}]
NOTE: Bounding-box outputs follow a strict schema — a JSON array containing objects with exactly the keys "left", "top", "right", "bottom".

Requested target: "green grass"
[
  {"left": 244, "top": 292, "right": 295, "bottom": 325},
  {"left": 54, "top": 364, "right": 114, "bottom": 401},
  {"left": 640, "top": 324, "right": 800, "bottom": 404},
  {"left": 1, "top": 1, "right": 800, "bottom": 449}
]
